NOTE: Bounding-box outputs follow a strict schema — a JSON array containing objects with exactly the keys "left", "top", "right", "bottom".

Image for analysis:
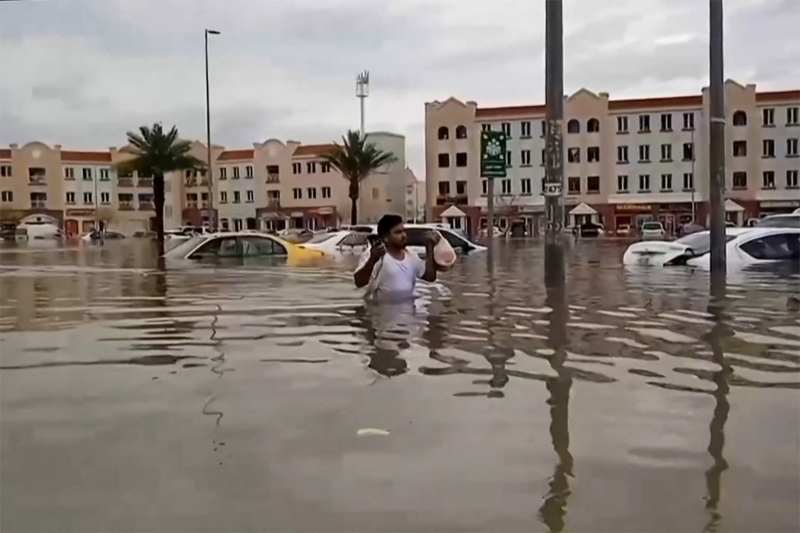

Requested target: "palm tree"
[
  {"left": 116, "top": 123, "right": 204, "bottom": 250},
  {"left": 323, "top": 130, "right": 397, "bottom": 225}
]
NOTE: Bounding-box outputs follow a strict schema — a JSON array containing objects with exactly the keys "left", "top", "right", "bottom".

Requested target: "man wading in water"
[{"left": 354, "top": 214, "right": 441, "bottom": 302}]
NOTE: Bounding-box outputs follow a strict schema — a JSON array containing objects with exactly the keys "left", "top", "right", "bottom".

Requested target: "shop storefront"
[
  {"left": 256, "top": 206, "right": 339, "bottom": 232},
  {"left": 612, "top": 202, "right": 697, "bottom": 235},
  {"left": 759, "top": 200, "right": 800, "bottom": 217}
]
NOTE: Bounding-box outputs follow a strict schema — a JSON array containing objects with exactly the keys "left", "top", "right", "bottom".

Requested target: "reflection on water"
[{"left": 1, "top": 239, "right": 799, "bottom": 533}]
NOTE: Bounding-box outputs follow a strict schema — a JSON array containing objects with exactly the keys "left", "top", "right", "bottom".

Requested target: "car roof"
[{"left": 731, "top": 227, "right": 800, "bottom": 241}]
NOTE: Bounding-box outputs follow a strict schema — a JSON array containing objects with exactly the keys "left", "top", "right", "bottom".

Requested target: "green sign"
[{"left": 480, "top": 130, "right": 507, "bottom": 178}]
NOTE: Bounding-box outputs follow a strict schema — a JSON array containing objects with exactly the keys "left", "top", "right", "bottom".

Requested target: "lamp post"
[
  {"left": 205, "top": 28, "right": 220, "bottom": 229},
  {"left": 356, "top": 71, "right": 369, "bottom": 139},
  {"left": 709, "top": 0, "right": 726, "bottom": 291}
]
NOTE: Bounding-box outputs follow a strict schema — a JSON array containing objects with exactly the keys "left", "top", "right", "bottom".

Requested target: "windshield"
[
  {"left": 307, "top": 233, "right": 338, "bottom": 244},
  {"left": 642, "top": 222, "right": 662, "bottom": 230},
  {"left": 165, "top": 235, "right": 206, "bottom": 257},
  {"left": 757, "top": 215, "right": 800, "bottom": 228}
]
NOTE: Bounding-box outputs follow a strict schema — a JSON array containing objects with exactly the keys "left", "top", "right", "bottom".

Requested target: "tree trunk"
[
  {"left": 349, "top": 179, "right": 359, "bottom": 225},
  {"left": 153, "top": 172, "right": 165, "bottom": 255}
]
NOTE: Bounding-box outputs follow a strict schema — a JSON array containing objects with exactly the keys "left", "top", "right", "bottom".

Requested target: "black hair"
[{"left": 377, "top": 214, "right": 403, "bottom": 238}]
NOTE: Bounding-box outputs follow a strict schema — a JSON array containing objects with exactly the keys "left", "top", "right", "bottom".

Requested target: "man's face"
[{"left": 385, "top": 223, "right": 407, "bottom": 248}]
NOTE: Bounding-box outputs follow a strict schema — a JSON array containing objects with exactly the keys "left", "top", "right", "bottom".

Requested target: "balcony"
[
  {"left": 118, "top": 177, "right": 134, "bottom": 187},
  {"left": 186, "top": 202, "right": 198, "bottom": 209},
  {"left": 30, "top": 201, "right": 47, "bottom": 209},
  {"left": 185, "top": 178, "right": 197, "bottom": 187},
  {"left": 139, "top": 202, "right": 155, "bottom": 211},
  {"left": 119, "top": 202, "right": 134, "bottom": 211},
  {"left": 266, "top": 175, "right": 280, "bottom": 184},
  {"left": 28, "top": 177, "right": 47, "bottom": 186},
  {"left": 267, "top": 199, "right": 281, "bottom": 208},
  {"left": 137, "top": 178, "right": 153, "bottom": 188}
]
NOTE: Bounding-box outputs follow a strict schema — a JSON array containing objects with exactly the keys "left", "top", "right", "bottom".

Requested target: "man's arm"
[{"left": 354, "top": 245, "right": 384, "bottom": 288}]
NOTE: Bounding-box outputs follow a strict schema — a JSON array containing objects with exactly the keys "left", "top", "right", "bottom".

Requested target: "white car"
[
  {"left": 80, "top": 230, "right": 126, "bottom": 241},
  {"left": 623, "top": 228, "right": 748, "bottom": 267},
  {"left": 163, "top": 231, "right": 325, "bottom": 265},
  {"left": 687, "top": 228, "right": 800, "bottom": 270},
  {"left": 640, "top": 221, "right": 666, "bottom": 240},
  {"left": 756, "top": 213, "right": 800, "bottom": 228}
]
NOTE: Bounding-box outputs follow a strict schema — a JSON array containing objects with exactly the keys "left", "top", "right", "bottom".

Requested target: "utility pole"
[
  {"left": 356, "top": 71, "right": 369, "bottom": 138},
  {"left": 709, "top": 0, "right": 726, "bottom": 288},
  {"left": 544, "top": 0, "right": 565, "bottom": 288},
  {"left": 205, "top": 29, "right": 220, "bottom": 229}
]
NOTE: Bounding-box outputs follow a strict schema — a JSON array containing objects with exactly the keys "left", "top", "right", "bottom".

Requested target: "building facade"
[
  {"left": 1, "top": 132, "right": 415, "bottom": 236},
  {"left": 425, "top": 81, "right": 800, "bottom": 236}
]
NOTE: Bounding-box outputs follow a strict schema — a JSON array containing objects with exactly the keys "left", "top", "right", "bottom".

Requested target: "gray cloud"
[{"left": 0, "top": 0, "right": 796, "bottom": 174}]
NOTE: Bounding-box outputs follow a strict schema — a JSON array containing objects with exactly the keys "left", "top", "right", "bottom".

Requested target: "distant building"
[{"left": 425, "top": 80, "right": 800, "bottom": 236}]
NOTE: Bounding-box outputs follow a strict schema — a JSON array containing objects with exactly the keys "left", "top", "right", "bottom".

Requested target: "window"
[
  {"left": 567, "top": 176, "right": 581, "bottom": 194},
  {"left": 219, "top": 191, "right": 228, "bottom": 203},
  {"left": 219, "top": 167, "right": 227, "bottom": 180},
  {"left": 0, "top": 165, "right": 12, "bottom": 177},
  {"left": 293, "top": 188, "right": 302, "bottom": 199},
  {"left": 30, "top": 192, "right": 47, "bottom": 207},
  {"left": 733, "top": 172, "right": 747, "bottom": 190},
  {"left": 321, "top": 162, "right": 331, "bottom": 173},
  {"left": 438, "top": 181, "right": 450, "bottom": 196},
  {"left": 788, "top": 170, "right": 799, "bottom": 188},
  {"left": 306, "top": 161, "right": 317, "bottom": 173},
  {"left": 639, "top": 115, "right": 650, "bottom": 132},
  {"left": 455, "top": 125, "right": 467, "bottom": 139},
  {"left": 101, "top": 192, "right": 110, "bottom": 204},
  {"left": 481, "top": 124, "right": 491, "bottom": 132},
  {"left": 567, "top": 147, "right": 580, "bottom": 163},
  {"left": 240, "top": 237, "right": 288, "bottom": 257},
  {"left": 638, "top": 174, "right": 651, "bottom": 192},
  {"left": 733, "top": 111, "right": 747, "bottom": 126},
  {"left": 587, "top": 176, "right": 600, "bottom": 193},
  {"left": 245, "top": 165, "right": 253, "bottom": 178},
  {"left": 521, "top": 178, "right": 532, "bottom": 195},
  {"left": 66, "top": 192, "right": 75, "bottom": 204},
  {"left": 763, "top": 108, "right": 775, "bottom": 126},
  {"left": 322, "top": 186, "right": 331, "bottom": 198},
  {"left": 100, "top": 168, "right": 110, "bottom": 180},
  {"left": 233, "top": 191, "right": 241, "bottom": 204},
  {"left": 83, "top": 192, "right": 93, "bottom": 204},
  {"left": 520, "top": 121, "right": 531, "bottom": 138},
  {"left": 683, "top": 143, "right": 694, "bottom": 161},
  {"left": 683, "top": 173, "right": 694, "bottom": 191},
  {"left": 740, "top": 234, "right": 800, "bottom": 261},
  {"left": 438, "top": 153, "right": 450, "bottom": 168},
  {"left": 501, "top": 178, "right": 512, "bottom": 195},
  {"left": 451, "top": 180, "right": 466, "bottom": 196},
  {"left": 683, "top": 112, "right": 695, "bottom": 130},
  {"left": 617, "top": 145, "right": 629, "bottom": 163},
  {"left": 617, "top": 116, "right": 629, "bottom": 133},
  {"left": 567, "top": 119, "right": 580, "bottom": 134},
  {"left": 267, "top": 190, "right": 280, "bottom": 204},
  {"left": 501, "top": 122, "right": 511, "bottom": 136},
  {"left": 437, "top": 126, "right": 449, "bottom": 140},
  {"left": 64, "top": 167, "right": 75, "bottom": 180},
  {"left": 541, "top": 149, "right": 546, "bottom": 166},
  {"left": 587, "top": 118, "right": 600, "bottom": 133},
  {"left": 788, "top": 107, "right": 799, "bottom": 126},
  {"left": 82, "top": 168, "right": 92, "bottom": 181},
  {"left": 456, "top": 152, "right": 468, "bottom": 167},
  {"left": 246, "top": 190, "right": 254, "bottom": 203},
  {"left": 232, "top": 166, "right": 240, "bottom": 179},
  {"left": 660, "top": 113, "right": 672, "bottom": 132},
  {"left": 587, "top": 147, "right": 600, "bottom": 163},
  {"left": 307, "top": 187, "right": 317, "bottom": 199},
  {"left": 660, "top": 144, "right": 672, "bottom": 161},
  {"left": 733, "top": 140, "right": 747, "bottom": 157},
  {"left": 639, "top": 144, "right": 650, "bottom": 162},
  {"left": 763, "top": 139, "right": 775, "bottom": 158},
  {"left": 521, "top": 150, "right": 531, "bottom": 166},
  {"left": 482, "top": 179, "right": 488, "bottom": 196},
  {"left": 541, "top": 120, "right": 547, "bottom": 137},
  {"left": 660, "top": 174, "right": 672, "bottom": 191},
  {"left": 292, "top": 162, "right": 301, "bottom": 174},
  {"left": 0, "top": 191, "right": 12, "bottom": 202},
  {"left": 762, "top": 171, "right": 776, "bottom": 189},
  {"left": 787, "top": 138, "right": 799, "bottom": 156},
  {"left": 617, "top": 175, "right": 629, "bottom": 192},
  {"left": 506, "top": 150, "right": 512, "bottom": 167}
]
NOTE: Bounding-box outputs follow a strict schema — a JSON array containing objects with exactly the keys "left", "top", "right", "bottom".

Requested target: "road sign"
[
  {"left": 542, "top": 182, "right": 563, "bottom": 197},
  {"left": 481, "top": 131, "right": 507, "bottom": 178}
]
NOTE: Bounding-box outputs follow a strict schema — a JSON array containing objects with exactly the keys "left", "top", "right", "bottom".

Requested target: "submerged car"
[
  {"left": 164, "top": 232, "right": 326, "bottom": 265},
  {"left": 756, "top": 214, "right": 800, "bottom": 228},
  {"left": 623, "top": 229, "right": 745, "bottom": 266},
  {"left": 80, "top": 230, "right": 126, "bottom": 241}
]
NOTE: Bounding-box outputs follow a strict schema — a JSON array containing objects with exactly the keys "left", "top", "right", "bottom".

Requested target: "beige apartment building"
[
  {"left": 425, "top": 80, "right": 800, "bottom": 236},
  {"left": 0, "top": 132, "right": 417, "bottom": 236}
]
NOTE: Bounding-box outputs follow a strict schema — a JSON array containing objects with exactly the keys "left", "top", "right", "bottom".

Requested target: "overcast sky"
[{"left": 1, "top": 0, "right": 797, "bottom": 175}]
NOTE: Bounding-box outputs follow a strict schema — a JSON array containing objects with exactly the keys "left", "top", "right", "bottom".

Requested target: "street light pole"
[
  {"left": 544, "top": 0, "right": 565, "bottom": 289},
  {"left": 709, "top": 0, "right": 726, "bottom": 289},
  {"left": 205, "top": 29, "right": 220, "bottom": 229}
]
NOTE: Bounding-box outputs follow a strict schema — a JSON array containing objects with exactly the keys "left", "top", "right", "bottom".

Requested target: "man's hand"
[
  {"left": 424, "top": 231, "right": 442, "bottom": 249},
  {"left": 369, "top": 242, "right": 386, "bottom": 261}
]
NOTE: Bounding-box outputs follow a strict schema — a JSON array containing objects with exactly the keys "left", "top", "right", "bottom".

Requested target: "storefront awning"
[
  {"left": 569, "top": 202, "right": 597, "bottom": 216},
  {"left": 440, "top": 205, "right": 467, "bottom": 218},
  {"left": 724, "top": 199, "right": 745, "bottom": 212}
]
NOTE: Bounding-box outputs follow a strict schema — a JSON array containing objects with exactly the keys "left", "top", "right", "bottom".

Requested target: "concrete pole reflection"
[{"left": 538, "top": 282, "right": 573, "bottom": 532}]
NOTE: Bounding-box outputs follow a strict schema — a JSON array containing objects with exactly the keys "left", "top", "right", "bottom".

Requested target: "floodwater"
[{"left": 1, "top": 239, "right": 799, "bottom": 533}]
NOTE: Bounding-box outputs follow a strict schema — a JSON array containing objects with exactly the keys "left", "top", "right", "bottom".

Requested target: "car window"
[
  {"left": 338, "top": 232, "right": 370, "bottom": 247},
  {"left": 642, "top": 222, "right": 662, "bottom": 230},
  {"left": 756, "top": 215, "right": 800, "bottom": 229},
  {"left": 405, "top": 228, "right": 432, "bottom": 247},
  {"left": 439, "top": 230, "right": 471, "bottom": 251},
  {"left": 169, "top": 236, "right": 207, "bottom": 257},
  {"left": 189, "top": 237, "right": 239, "bottom": 258},
  {"left": 740, "top": 233, "right": 800, "bottom": 260},
  {"left": 240, "top": 237, "right": 287, "bottom": 256}
]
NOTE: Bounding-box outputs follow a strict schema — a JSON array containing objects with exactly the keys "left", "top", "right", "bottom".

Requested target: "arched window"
[
  {"left": 733, "top": 111, "right": 747, "bottom": 126},
  {"left": 567, "top": 119, "right": 580, "bottom": 134},
  {"left": 455, "top": 125, "right": 467, "bottom": 139},
  {"left": 587, "top": 118, "right": 600, "bottom": 132},
  {"left": 437, "top": 126, "right": 450, "bottom": 140}
]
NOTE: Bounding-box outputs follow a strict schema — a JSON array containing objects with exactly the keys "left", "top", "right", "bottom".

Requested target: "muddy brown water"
[{"left": 1, "top": 239, "right": 799, "bottom": 533}]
